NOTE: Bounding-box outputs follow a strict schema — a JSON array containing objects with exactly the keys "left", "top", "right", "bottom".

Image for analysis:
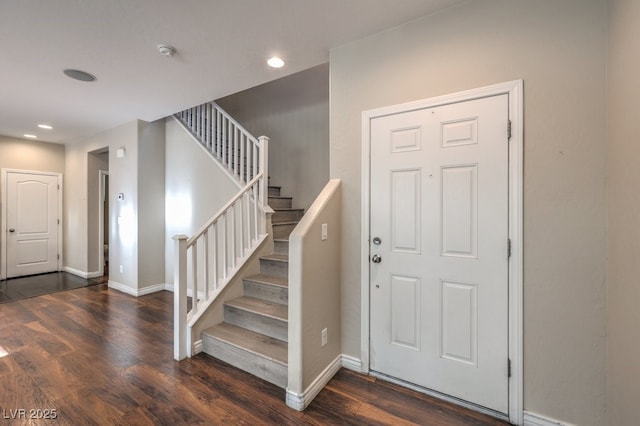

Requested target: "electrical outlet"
[
  {"left": 119, "top": 265, "right": 124, "bottom": 273},
  {"left": 321, "top": 328, "right": 328, "bottom": 347},
  {"left": 321, "top": 223, "right": 328, "bottom": 241}
]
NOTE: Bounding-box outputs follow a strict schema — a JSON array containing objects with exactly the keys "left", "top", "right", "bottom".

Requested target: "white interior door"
[
  {"left": 369, "top": 94, "right": 510, "bottom": 414},
  {"left": 5, "top": 171, "right": 61, "bottom": 278}
]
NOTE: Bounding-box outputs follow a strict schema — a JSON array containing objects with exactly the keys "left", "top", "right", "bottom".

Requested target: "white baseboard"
[
  {"left": 193, "top": 339, "right": 203, "bottom": 355},
  {"left": 164, "top": 283, "right": 204, "bottom": 299},
  {"left": 138, "top": 283, "right": 167, "bottom": 296},
  {"left": 107, "top": 280, "right": 167, "bottom": 297},
  {"left": 64, "top": 266, "right": 101, "bottom": 279},
  {"left": 108, "top": 280, "right": 137, "bottom": 296},
  {"left": 286, "top": 354, "right": 342, "bottom": 411},
  {"left": 524, "top": 411, "right": 574, "bottom": 426},
  {"left": 341, "top": 354, "right": 362, "bottom": 372}
]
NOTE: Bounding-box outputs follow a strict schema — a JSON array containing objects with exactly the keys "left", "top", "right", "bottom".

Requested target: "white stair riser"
[
  {"left": 244, "top": 280, "right": 288, "bottom": 305},
  {"left": 224, "top": 305, "right": 288, "bottom": 342},
  {"left": 201, "top": 334, "right": 287, "bottom": 388}
]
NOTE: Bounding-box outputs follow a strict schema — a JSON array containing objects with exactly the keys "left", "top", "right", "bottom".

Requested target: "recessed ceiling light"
[
  {"left": 63, "top": 69, "right": 97, "bottom": 82},
  {"left": 267, "top": 56, "right": 285, "bottom": 68},
  {"left": 38, "top": 124, "right": 53, "bottom": 130},
  {"left": 24, "top": 134, "right": 37, "bottom": 139}
]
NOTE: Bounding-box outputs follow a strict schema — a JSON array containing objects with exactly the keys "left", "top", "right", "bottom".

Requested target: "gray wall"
[
  {"left": 330, "top": 1, "right": 607, "bottom": 424},
  {"left": 216, "top": 64, "right": 330, "bottom": 209},
  {"left": 65, "top": 120, "right": 166, "bottom": 293},
  {"left": 607, "top": 0, "right": 640, "bottom": 424}
]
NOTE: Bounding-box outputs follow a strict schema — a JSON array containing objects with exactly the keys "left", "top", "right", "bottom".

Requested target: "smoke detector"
[{"left": 157, "top": 44, "right": 176, "bottom": 57}]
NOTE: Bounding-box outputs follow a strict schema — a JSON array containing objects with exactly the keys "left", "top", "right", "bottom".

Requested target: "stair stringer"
[{"left": 188, "top": 213, "right": 275, "bottom": 356}]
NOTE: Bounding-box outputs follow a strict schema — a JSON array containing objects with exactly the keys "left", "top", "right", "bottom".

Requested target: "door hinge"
[
  {"left": 57, "top": 254, "right": 60, "bottom": 260},
  {"left": 57, "top": 219, "right": 60, "bottom": 225},
  {"left": 507, "top": 239, "right": 512, "bottom": 258},
  {"left": 507, "top": 120, "right": 512, "bottom": 140},
  {"left": 57, "top": 184, "right": 60, "bottom": 190},
  {"left": 508, "top": 358, "right": 512, "bottom": 378}
]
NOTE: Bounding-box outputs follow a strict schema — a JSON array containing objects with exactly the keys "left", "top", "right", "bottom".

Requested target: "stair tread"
[
  {"left": 225, "top": 296, "right": 288, "bottom": 320},
  {"left": 273, "top": 208, "right": 304, "bottom": 212},
  {"left": 203, "top": 323, "right": 287, "bottom": 366},
  {"left": 261, "top": 253, "right": 289, "bottom": 262},
  {"left": 244, "top": 273, "right": 288, "bottom": 288},
  {"left": 271, "top": 221, "right": 299, "bottom": 226},
  {"left": 273, "top": 238, "right": 289, "bottom": 242},
  {"left": 268, "top": 196, "right": 292, "bottom": 200}
]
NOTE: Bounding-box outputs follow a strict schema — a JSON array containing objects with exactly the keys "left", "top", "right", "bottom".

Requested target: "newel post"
[
  {"left": 173, "top": 234, "right": 188, "bottom": 361},
  {"left": 259, "top": 135, "right": 270, "bottom": 209}
]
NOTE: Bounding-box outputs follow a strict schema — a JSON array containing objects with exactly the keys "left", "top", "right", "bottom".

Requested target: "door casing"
[
  {"left": 360, "top": 80, "right": 523, "bottom": 424},
  {"left": 1, "top": 168, "right": 64, "bottom": 280}
]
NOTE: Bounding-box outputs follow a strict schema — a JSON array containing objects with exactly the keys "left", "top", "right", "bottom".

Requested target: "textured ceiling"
[{"left": 0, "top": 0, "right": 466, "bottom": 144}]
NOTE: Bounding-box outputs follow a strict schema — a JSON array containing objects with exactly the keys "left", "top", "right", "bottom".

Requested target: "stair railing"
[
  {"left": 174, "top": 102, "right": 270, "bottom": 360},
  {"left": 176, "top": 102, "right": 263, "bottom": 186}
]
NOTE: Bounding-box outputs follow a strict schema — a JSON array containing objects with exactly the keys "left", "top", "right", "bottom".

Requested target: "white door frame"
[
  {"left": 360, "top": 80, "right": 523, "bottom": 425},
  {"left": 1, "top": 168, "right": 64, "bottom": 280},
  {"left": 98, "top": 170, "right": 109, "bottom": 277}
]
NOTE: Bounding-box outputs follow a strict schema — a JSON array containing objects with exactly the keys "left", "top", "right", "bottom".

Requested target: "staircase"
[{"left": 201, "top": 185, "right": 304, "bottom": 388}]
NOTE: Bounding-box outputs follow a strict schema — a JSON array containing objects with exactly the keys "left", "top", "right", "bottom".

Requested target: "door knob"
[
  {"left": 9, "top": 228, "right": 15, "bottom": 233},
  {"left": 371, "top": 254, "right": 382, "bottom": 263}
]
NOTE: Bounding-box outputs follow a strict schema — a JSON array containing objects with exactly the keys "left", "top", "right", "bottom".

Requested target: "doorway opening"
[{"left": 88, "top": 148, "right": 109, "bottom": 279}]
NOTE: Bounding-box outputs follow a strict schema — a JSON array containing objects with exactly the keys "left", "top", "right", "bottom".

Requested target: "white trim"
[
  {"left": 192, "top": 339, "right": 203, "bottom": 355},
  {"left": 286, "top": 354, "right": 342, "bottom": 411},
  {"left": 523, "top": 411, "right": 574, "bottom": 426},
  {"left": 340, "top": 354, "right": 362, "bottom": 372},
  {"left": 361, "top": 80, "right": 524, "bottom": 425},
  {"left": 63, "top": 266, "right": 102, "bottom": 279},
  {"left": 1, "top": 168, "right": 63, "bottom": 280},
  {"left": 163, "top": 282, "right": 205, "bottom": 300},
  {"left": 107, "top": 280, "right": 166, "bottom": 297}
]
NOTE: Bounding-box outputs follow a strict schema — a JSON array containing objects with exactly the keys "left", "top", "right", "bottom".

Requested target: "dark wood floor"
[
  {"left": 0, "top": 284, "right": 510, "bottom": 425},
  {"left": 0, "top": 272, "right": 105, "bottom": 304}
]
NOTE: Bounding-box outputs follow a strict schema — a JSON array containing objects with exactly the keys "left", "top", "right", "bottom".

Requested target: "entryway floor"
[{"left": 0, "top": 272, "right": 106, "bottom": 304}]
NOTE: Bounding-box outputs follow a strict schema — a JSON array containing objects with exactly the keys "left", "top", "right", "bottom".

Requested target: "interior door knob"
[
  {"left": 9, "top": 228, "right": 15, "bottom": 233},
  {"left": 371, "top": 254, "right": 382, "bottom": 263}
]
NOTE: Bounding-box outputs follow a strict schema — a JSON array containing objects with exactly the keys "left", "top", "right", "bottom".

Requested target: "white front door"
[
  {"left": 369, "top": 94, "right": 510, "bottom": 413},
  {"left": 4, "top": 171, "right": 61, "bottom": 278}
]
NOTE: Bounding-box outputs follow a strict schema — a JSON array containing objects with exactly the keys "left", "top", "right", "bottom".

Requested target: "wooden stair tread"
[
  {"left": 268, "top": 196, "right": 292, "bottom": 200},
  {"left": 225, "top": 296, "right": 288, "bottom": 320},
  {"left": 202, "top": 323, "right": 287, "bottom": 366},
  {"left": 260, "top": 253, "right": 289, "bottom": 262},
  {"left": 272, "top": 221, "right": 299, "bottom": 226},
  {"left": 244, "top": 273, "right": 288, "bottom": 288},
  {"left": 273, "top": 208, "right": 304, "bottom": 212}
]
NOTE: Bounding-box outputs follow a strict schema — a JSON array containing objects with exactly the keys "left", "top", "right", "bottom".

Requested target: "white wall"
[
  {"left": 164, "top": 118, "right": 239, "bottom": 284},
  {"left": 216, "top": 64, "right": 329, "bottom": 209},
  {"left": 330, "top": 1, "right": 607, "bottom": 424},
  {"left": 607, "top": 0, "right": 640, "bottom": 424}
]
